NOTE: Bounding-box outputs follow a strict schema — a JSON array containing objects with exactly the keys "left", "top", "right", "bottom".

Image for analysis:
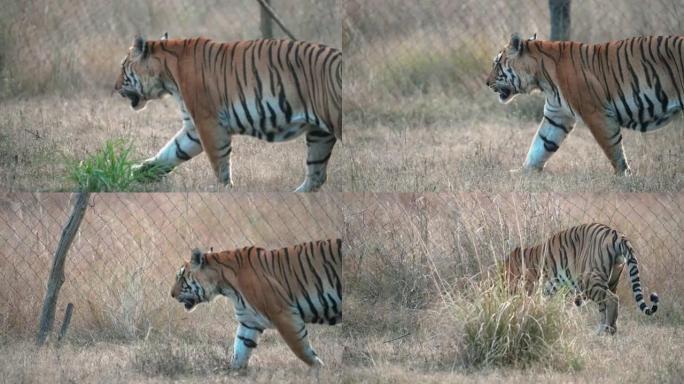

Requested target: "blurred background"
[
  {"left": 344, "top": 0, "right": 684, "bottom": 114},
  {"left": 0, "top": 0, "right": 340, "bottom": 98}
]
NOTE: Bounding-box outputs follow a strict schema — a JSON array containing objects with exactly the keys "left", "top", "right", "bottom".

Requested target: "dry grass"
[
  {"left": 344, "top": 101, "right": 684, "bottom": 192},
  {"left": 0, "top": 95, "right": 348, "bottom": 191},
  {"left": 0, "top": 332, "right": 343, "bottom": 384},
  {"left": 342, "top": 193, "right": 684, "bottom": 382}
]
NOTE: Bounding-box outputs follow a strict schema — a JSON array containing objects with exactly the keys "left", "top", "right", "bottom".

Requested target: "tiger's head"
[
  {"left": 502, "top": 246, "right": 538, "bottom": 293},
  {"left": 171, "top": 248, "right": 229, "bottom": 312},
  {"left": 485, "top": 33, "right": 539, "bottom": 104},
  {"left": 114, "top": 33, "right": 172, "bottom": 111}
]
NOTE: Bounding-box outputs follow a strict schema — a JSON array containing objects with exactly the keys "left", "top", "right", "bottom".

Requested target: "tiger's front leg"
[
  {"left": 134, "top": 124, "right": 203, "bottom": 180},
  {"left": 520, "top": 104, "right": 576, "bottom": 172},
  {"left": 230, "top": 322, "right": 264, "bottom": 369},
  {"left": 296, "top": 127, "right": 337, "bottom": 192}
]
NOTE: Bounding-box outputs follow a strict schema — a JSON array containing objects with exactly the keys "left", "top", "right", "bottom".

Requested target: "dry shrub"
[{"left": 459, "top": 278, "right": 584, "bottom": 370}]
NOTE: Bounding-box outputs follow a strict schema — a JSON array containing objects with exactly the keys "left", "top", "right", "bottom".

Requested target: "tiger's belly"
[
  {"left": 297, "top": 293, "right": 342, "bottom": 325},
  {"left": 218, "top": 103, "right": 326, "bottom": 142},
  {"left": 233, "top": 302, "right": 274, "bottom": 330},
  {"left": 613, "top": 97, "right": 682, "bottom": 132}
]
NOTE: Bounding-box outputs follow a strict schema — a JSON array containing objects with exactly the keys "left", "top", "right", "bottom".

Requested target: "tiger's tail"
[{"left": 620, "top": 238, "right": 658, "bottom": 316}]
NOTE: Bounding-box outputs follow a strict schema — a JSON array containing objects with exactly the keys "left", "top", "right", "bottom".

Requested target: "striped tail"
[{"left": 622, "top": 239, "right": 658, "bottom": 316}]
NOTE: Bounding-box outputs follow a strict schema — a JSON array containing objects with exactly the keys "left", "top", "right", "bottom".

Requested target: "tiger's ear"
[
  {"left": 190, "top": 248, "right": 205, "bottom": 270},
  {"left": 160, "top": 32, "right": 168, "bottom": 41},
  {"left": 508, "top": 33, "right": 523, "bottom": 56},
  {"left": 528, "top": 33, "right": 537, "bottom": 41},
  {"left": 132, "top": 35, "right": 149, "bottom": 60}
]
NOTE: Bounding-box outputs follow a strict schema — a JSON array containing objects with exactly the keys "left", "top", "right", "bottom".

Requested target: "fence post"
[
  {"left": 36, "top": 192, "right": 90, "bottom": 346},
  {"left": 548, "top": 0, "right": 571, "bottom": 41},
  {"left": 255, "top": 0, "right": 297, "bottom": 40},
  {"left": 260, "top": 0, "right": 273, "bottom": 38}
]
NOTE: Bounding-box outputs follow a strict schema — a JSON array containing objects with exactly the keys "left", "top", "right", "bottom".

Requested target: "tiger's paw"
[
  {"left": 615, "top": 167, "right": 632, "bottom": 177},
  {"left": 132, "top": 161, "right": 172, "bottom": 182}
]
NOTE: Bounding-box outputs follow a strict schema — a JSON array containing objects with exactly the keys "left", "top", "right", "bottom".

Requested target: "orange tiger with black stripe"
[
  {"left": 504, "top": 223, "right": 658, "bottom": 335},
  {"left": 171, "top": 239, "right": 342, "bottom": 369},
  {"left": 115, "top": 33, "right": 341, "bottom": 192},
  {"left": 486, "top": 34, "right": 683, "bottom": 175}
]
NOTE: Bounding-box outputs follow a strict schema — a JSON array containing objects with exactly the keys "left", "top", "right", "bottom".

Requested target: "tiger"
[
  {"left": 503, "top": 223, "right": 658, "bottom": 335},
  {"left": 170, "top": 239, "right": 343, "bottom": 369},
  {"left": 486, "top": 34, "right": 683, "bottom": 175},
  {"left": 114, "top": 33, "right": 341, "bottom": 192}
]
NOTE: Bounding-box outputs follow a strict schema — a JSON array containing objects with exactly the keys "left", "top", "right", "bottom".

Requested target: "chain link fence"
[
  {"left": 0, "top": 0, "right": 340, "bottom": 98},
  {"left": 344, "top": 0, "right": 684, "bottom": 113},
  {"left": 0, "top": 192, "right": 344, "bottom": 341},
  {"left": 343, "top": 193, "right": 684, "bottom": 337},
  {"left": 1, "top": 192, "right": 682, "bottom": 346}
]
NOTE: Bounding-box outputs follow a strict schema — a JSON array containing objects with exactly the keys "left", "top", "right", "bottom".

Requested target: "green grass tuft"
[{"left": 65, "top": 139, "right": 165, "bottom": 192}]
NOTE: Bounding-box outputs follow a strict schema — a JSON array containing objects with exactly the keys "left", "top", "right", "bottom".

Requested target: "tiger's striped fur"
[
  {"left": 504, "top": 223, "right": 658, "bottom": 335},
  {"left": 171, "top": 239, "right": 343, "bottom": 368},
  {"left": 115, "top": 34, "right": 341, "bottom": 192},
  {"left": 486, "top": 34, "right": 683, "bottom": 175}
]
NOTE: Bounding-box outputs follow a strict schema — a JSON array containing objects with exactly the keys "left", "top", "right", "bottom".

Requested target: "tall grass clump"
[
  {"left": 65, "top": 139, "right": 164, "bottom": 191},
  {"left": 460, "top": 278, "right": 584, "bottom": 371}
]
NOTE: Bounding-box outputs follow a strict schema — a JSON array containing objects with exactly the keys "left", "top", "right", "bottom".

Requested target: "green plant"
[
  {"left": 65, "top": 139, "right": 165, "bottom": 191},
  {"left": 460, "top": 278, "right": 584, "bottom": 370}
]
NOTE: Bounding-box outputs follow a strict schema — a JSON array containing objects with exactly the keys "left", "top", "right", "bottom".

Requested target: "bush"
[
  {"left": 460, "top": 278, "right": 584, "bottom": 370},
  {"left": 65, "top": 139, "right": 164, "bottom": 192}
]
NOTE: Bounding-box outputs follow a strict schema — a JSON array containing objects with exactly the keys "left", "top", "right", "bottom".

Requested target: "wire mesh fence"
[
  {"left": 343, "top": 193, "right": 684, "bottom": 332},
  {"left": 2, "top": 192, "right": 682, "bottom": 343},
  {"left": 0, "top": 0, "right": 340, "bottom": 98},
  {"left": 344, "top": 0, "right": 684, "bottom": 111},
  {"left": 0, "top": 192, "right": 344, "bottom": 341}
]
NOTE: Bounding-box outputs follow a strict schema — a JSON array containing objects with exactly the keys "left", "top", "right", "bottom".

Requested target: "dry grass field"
[
  {"left": 0, "top": 95, "right": 349, "bottom": 192},
  {"left": 0, "top": 193, "right": 344, "bottom": 383},
  {"left": 342, "top": 193, "right": 684, "bottom": 383},
  {"left": 0, "top": 0, "right": 343, "bottom": 192},
  {"left": 344, "top": 0, "right": 684, "bottom": 192}
]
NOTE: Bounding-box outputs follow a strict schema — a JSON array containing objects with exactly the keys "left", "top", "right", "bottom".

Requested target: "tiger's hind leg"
[
  {"left": 581, "top": 113, "right": 631, "bottom": 176},
  {"left": 271, "top": 312, "right": 323, "bottom": 367},
  {"left": 230, "top": 322, "right": 264, "bottom": 369},
  {"left": 296, "top": 126, "right": 337, "bottom": 192},
  {"left": 194, "top": 119, "right": 233, "bottom": 187},
  {"left": 592, "top": 286, "right": 619, "bottom": 335}
]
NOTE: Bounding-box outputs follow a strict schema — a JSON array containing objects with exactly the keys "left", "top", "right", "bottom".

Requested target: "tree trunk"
[
  {"left": 36, "top": 192, "right": 89, "bottom": 346},
  {"left": 549, "top": 0, "right": 571, "bottom": 41},
  {"left": 259, "top": 0, "right": 273, "bottom": 39}
]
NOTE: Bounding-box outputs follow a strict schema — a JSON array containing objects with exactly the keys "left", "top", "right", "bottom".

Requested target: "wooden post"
[
  {"left": 260, "top": 0, "right": 273, "bottom": 39},
  {"left": 549, "top": 0, "right": 571, "bottom": 41},
  {"left": 36, "top": 192, "right": 89, "bottom": 346},
  {"left": 57, "top": 303, "right": 74, "bottom": 342},
  {"left": 255, "top": 0, "right": 297, "bottom": 40}
]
